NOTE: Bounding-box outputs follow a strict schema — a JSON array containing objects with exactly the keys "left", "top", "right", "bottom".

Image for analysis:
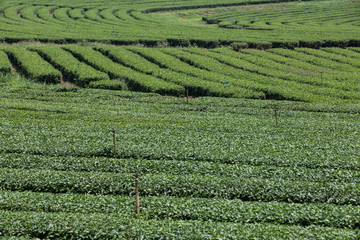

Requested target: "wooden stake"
[
  {"left": 274, "top": 109, "right": 278, "bottom": 127},
  {"left": 135, "top": 173, "right": 140, "bottom": 215},
  {"left": 110, "top": 129, "right": 116, "bottom": 150}
]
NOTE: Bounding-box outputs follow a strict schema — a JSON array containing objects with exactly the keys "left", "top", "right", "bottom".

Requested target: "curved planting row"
[
  {"left": 324, "top": 47, "right": 360, "bottom": 59},
  {"left": 97, "top": 46, "right": 264, "bottom": 98},
  {"left": 192, "top": 47, "right": 360, "bottom": 92},
  {"left": 29, "top": 46, "right": 109, "bottom": 87},
  {"left": 220, "top": 48, "right": 360, "bottom": 92},
  {"left": 268, "top": 48, "right": 358, "bottom": 73},
  {"left": 202, "top": 1, "right": 359, "bottom": 36},
  {"left": 1, "top": 45, "right": 360, "bottom": 101},
  {"left": 0, "top": 0, "right": 359, "bottom": 47},
  {"left": 0, "top": 51, "right": 12, "bottom": 74},
  {"left": 163, "top": 48, "right": 360, "bottom": 101},
  {"left": 295, "top": 48, "right": 360, "bottom": 69},
  {"left": 62, "top": 45, "right": 184, "bottom": 96},
  {"left": 127, "top": 46, "right": 292, "bottom": 100},
  {"left": 0, "top": 47, "right": 61, "bottom": 84}
]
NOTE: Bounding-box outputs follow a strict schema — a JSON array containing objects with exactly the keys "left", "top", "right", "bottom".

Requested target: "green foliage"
[
  {"left": 30, "top": 46, "right": 109, "bottom": 87},
  {"left": 0, "top": 47, "right": 61, "bottom": 84},
  {"left": 0, "top": 1, "right": 360, "bottom": 237},
  {"left": 248, "top": 42, "right": 273, "bottom": 50},
  {"left": 0, "top": 84, "right": 360, "bottom": 239},
  {"left": 4, "top": 153, "right": 360, "bottom": 183},
  {"left": 1, "top": 167, "right": 360, "bottom": 205},
  {"left": 0, "top": 0, "right": 358, "bottom": 47},
  {"left": 63, "top": 45, "right": 185, "bottom": 96},
  {"left": 47, "top": 84, "right": 79, "bottom": 92},
  {"left": 209, "top": 47, "right": 360, "bottom": 99},
  {"left": 0, "top": 210, "right": 356, "bottom": 239},
  {"left": 167, "top": 38, "right": 191, "bottom": 47},
  {"left": 0, "top": 45, "right": 359, "bottom": 100},
  {"left": 163, "top": 47, "right": 359, "bottom": 102},
  {"left": 0, "top": 236, "right": 35, "bottom": 240},
  {"left": 295, "top": 48, "right": 360, "bottom": 68},
  {"left": 200, "top": 0, "right": 360, "bottom": 48},
  {"left": 88, "top": 79, "right": 126, "bottom": 90},
  {"left": 0, "top": 50, "right": 11, "bottom": 74},
  {"left": 98, "top": 46, "right": 264, "bottom": 98},
  {"left": 231, "top": 42, "right": 249, "bottom": 51},
  {"left": 1, "top": 190, "right": 360, "bottom": 229}
]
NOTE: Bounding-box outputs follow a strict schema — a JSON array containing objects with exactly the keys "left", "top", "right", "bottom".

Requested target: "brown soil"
[
  {"left": 184, "top": 96, "right": 195, "bottom": 99},
  {"left": 11, "top": 64, "right": 18, "bottom": 75},
  {"left": 61, "top": 76, "right": 76, "bottom": 87}
]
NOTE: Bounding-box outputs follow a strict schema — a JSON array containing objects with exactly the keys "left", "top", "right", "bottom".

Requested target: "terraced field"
[
  {"left": 0, "top": 0, "right": 359, "bottom": 46},
  {"left": 1, "top": 45, "right": 360, "bottom": 102},
  {"left": 0, "top": 82, "right": 360, "bottom": 239},
  {"left": 1, "top": 0, "right": 360, "bottom": 239}
]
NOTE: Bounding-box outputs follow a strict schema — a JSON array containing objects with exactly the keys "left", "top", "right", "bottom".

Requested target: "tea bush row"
[
  {"left": 62, "top": 45, "right": 184, "bottom": 96},
  {"left": 30, "top": 46, "right": 109, "bottom": 87},
  {"left": 97, "top": 46, "right": 264, "bottom": 98},
  {"left": 2, "top": 153, "right": 360, "bottom": 183},
  {"left": 1, "top": 168, "right": 360, "bottom": 205},
  {"left": 1, "top": 190, "right": 360, "bottom": 229},
  {"left": 0, "top": 210, "right": 356, "bottom": 239},
  {"left": 0, "top": 47, "right": 61, "bottom": 84}
]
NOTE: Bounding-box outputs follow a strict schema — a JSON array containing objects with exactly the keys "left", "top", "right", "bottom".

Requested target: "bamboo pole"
[
  {"left": 135, "top": 173, "right": 140, "bottom": 215},
  {"left": 274, "top": 109, "right": 278, "bottom": 127}
]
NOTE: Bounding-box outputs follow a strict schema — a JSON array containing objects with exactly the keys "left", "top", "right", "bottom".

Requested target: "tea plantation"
[
  {"left": 0, "top": 76, "right": 360, "bottom": 239},
  {"left": 1, "top": 45, "right": 360, "bottom": 102},
  {"left": 0, "top": 0, "right": 359, "bottom": 46},
  {"left": 1, "top": 0, "right": 360, "bottom": 239}
]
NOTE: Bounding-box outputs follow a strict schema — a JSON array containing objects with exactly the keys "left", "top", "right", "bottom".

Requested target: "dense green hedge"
[
  {"left": 1, "top": 47, "right": 61, "bottom": 84},
  {"left": 0, "top": 236, "right": 35, "bottom": 240},
  {"left": 3, "top": 153, "right": 360, "bottom": 183},
  {"left": 161, "top": 48, "right": 348, "bottom": 102},
  {"left": 0, "top": 0, "right": 359, "bottom": 48},
  {"left": 209, "top": 47, "right": 360, "bottom": 98},
  {"left": 0, "top": 210, "right": 356, "bottom": 239},
  {"left": 0, "top": 51, "right": 12, "bottom": 74},
  {"left": 97, "top": 46, "right": 264, "bottom": 98},
  {"left": 2, "top": 190, "right": 360, "bottom": 229},
  {"left": 1, "top": 80, "right": 360, "bottom": 238},
  {"left": 1, "top": 168, "right": 360, "bottom": 205},
  {"left": 30, "top": 46, "right": 109, "bottom": 87},
  {"left": 63, "top": 45, "right": 185, "bottom": 96},
  {"left": 0, "top": 45, "right": 359, "bottom": 100}
]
